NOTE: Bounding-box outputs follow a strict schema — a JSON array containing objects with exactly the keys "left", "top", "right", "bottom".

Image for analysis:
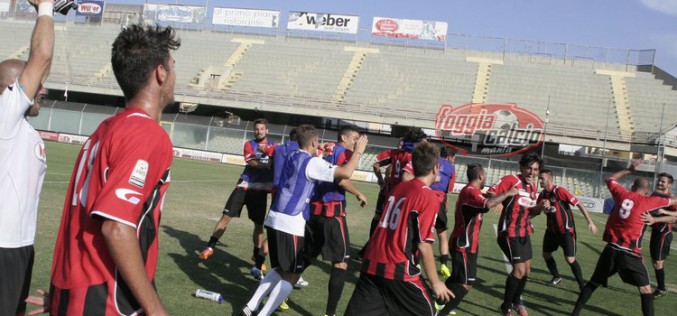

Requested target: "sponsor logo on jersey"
[
  {"left": 434, "top": 103, "right": 544, "bottom": 157},
  {"left": 129, "top": 160, "right": 148, "bottom": 188},
  {"left": 115, "top": 188, "right": 142, "bottom": 205},
  {"left": 34, "top": 143, "right": 46, "bottom": 162}
]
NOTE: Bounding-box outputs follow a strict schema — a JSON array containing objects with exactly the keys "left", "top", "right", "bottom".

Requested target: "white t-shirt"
[
  {"left": 264, "top": 155, "right": 336, "bottom": 236},
  {"left": 0, "top": 80, "right": 46, "bottom": 248}
]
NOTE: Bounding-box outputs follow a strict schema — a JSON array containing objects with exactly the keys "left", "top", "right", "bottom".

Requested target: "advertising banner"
[
  {"left": 212, "top": 7, "right": 279, "bottom": 28},
  {"left": 287, "top": 11, "right": 359, "bottom": 34},
  {"left": 143, "top": 4, "right": 206, "bottom": 24},
  {"left": 372, "top": 17, "right": 447, "bottom": 41},
  {"left": 76, "top": 1, "right": 104, "bottom": 18},
  {"left": 172, "top": 148, "right": 223, "bottom": 163},
  {"left": 0, "top": 0, "right": 9, "bottom": 13}
]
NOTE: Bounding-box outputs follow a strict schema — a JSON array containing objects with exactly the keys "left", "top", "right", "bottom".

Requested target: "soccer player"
[
  {"left": 199, "top": 118, "right": 277, "bottom": 269},
  {"left": 648, "top": 173, "right": 675, "bottom": 299},
  {"left": 306, "top": 126, "right": 368, "bottom": 316},
  {"left": 0, "top": 1, "right": 53, "bottom": 314},
  {"left": 429, "top": 146, "right": 456, "bottom": 278},
  {"left": 241, "top": 125, "right": 367, "bottom": 316},
  {"left": 536, "top": 169, "right": 597, "bottom": 289},
  {"left": 44, "top": 25, "right": 179, "bottom": 314},
  {"left": 345, "top": 142, "right": 453, "bottom": 316},
  {"left": 572, "top": 161, "right": 677, "bottom": 316},
  {"left": 438, "top": 164, "right": 519, "bottom": 315},
  {"left": 356, "top": 127, "right": 427, "bottom": 260},
  {"left": 490, "top": 153, "right": 548, "bottom": 316}
]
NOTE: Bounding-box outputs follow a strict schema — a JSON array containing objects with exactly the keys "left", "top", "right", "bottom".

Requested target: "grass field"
[{"left": 29, "top": 141, "right": 677, "bottom": 315}]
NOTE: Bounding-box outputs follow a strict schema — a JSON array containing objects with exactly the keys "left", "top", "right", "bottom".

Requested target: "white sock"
[
  {"left": 258, "top": 279, "right": 293, "bottom": 316},
  {"left": 246, "top": 269, "right": 282, "bottom": 311}
]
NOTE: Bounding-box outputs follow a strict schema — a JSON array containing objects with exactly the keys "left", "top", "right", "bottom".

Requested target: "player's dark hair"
[
  {"left": 467, "top": 164, "right": 484, "bottom": 182},
  {"left": 111, "top": 24, "right": 180, "bottom": 100},
  {"left": 337, "top": 126, "right": 359, "bottom": 142},
  {"left": 296, "top": 124, "right": 317, "bottom": 148},
  {"left": 634, "top": 177, "right": 651, "bottom": 190},
  {"left": 440, "top": 146, "right": 456, "bottom": 158},
  {"left": 539, "top": 169, "right": 553, "bottom": 177},
  {"left": 288, "top": 127, "right": 298, "bottom": 142},
  {"left": 412, "top": 142, "right": 440, "bottom": 178},
  {"left": 519, "top": 153, "right": 543, "bottom": 168},
  {"left": 403, "top": 127, "right": 427, "bottom": 143},
  {"left": 254, "top": 118, "right": 268, "bottom": 128},
  {"left": 658, "top": 172, "right": 674, "bottom": 184}
]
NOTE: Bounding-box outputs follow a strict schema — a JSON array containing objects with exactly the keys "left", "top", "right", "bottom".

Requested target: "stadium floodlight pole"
[
  {"left": 652, "top": 103, "right": 666, "bottom": 190},
  {"left": 540, "top": 96, "right": 551, "bottom": 158},
  {"left": 598, "top": 101, "right": 611, "bottom": 198}
]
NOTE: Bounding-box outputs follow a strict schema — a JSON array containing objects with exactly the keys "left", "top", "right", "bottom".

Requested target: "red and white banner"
[
  {"left": 371, "top": 17, "right": 447, "bottom": 41},
  {"left": 212, "top": 7, "right": 279, "bottom": 28},
  {"left": 57, "top": 133, "right": 89, "bottom": 145},
  {"left": 38, "top": 130, "right": 60, "bottom": 141},
  {"left": 172, "top": 148, "right": 223, "bottom": 162},
  {"left": 287, "top": 11, "right": 359, "bottom": 34}
]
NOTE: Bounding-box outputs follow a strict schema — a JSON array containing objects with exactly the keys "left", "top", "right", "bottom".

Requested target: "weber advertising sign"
[
  {"left": 76, "top": 1, "right": 104, "bottom": 17},
  {"left": 287, "top": 11, "right": 359, "bottom": 34},
  {"left": 372, "top": 17, "right": 447, "bottom": 41},
  {"left": 435, "top": 103, "right": 544, "bottom": 157},
  {"left": 212, "top": 7, "right": 279, "bottom": 28}
]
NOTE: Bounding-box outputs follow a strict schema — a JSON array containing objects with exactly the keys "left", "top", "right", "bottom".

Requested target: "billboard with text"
[
  {"left": 143, "top": 4, "right": 206, "bottom": 24},
  {"left": 212, "top": 7, "right": 279, "bottom": 28},
  {"left": 0, "top": 0, "right": 9, "bottom": 13},
  {"left": 76, "top": 1, "right": 104, "bottom": 18},
  {"left": 287, "top": 11, "right": 358, "bottom": 34},
  {"left": 372, "top": 17, "right": 447, "bottom": 41}
]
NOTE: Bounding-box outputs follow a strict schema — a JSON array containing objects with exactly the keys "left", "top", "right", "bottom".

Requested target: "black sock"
[
  {"left": 440, "top": 254, "right": 450, "bottom": 266},
  {"left": 326, "top": 268, "right": 347, "bottom": 316},
  {"left": 572, "top": 283, "right": 598, "bottom": 315},
  {"left": 641, "top": 293, "right": 654, "bottom": 316},
  {"left": 207, "top": 236, "right": 219, "bottom": 248},
  {"left": 655, "top": 268, "right": 665, "bottom": 291},
  {"left": 502, "top": 274, "right": 521, "bottom": 311},
  {"left": 569, "top": 260, "right": 585, "bottom": 288},
  {"left": 545, "top": 257, "right": 560, "bottom": 278},
  {"left": 440, "top": 281, "right": 469, "bottom": 314},
  {"left": 512, "top": 275, "right": 528, "bottom": 305}
]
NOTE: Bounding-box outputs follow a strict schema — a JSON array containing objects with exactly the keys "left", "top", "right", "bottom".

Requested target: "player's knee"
[
  {"left": 566, "top": 256, "right": 576, "bottom": 264},
  {"left": 334, "top": 261, "right": 348, "bottom": 270},
  {"left": 463, "top": 284, "right": 473, "bottom": 291},
  {"left": 638, "top": 285, "right": 653, "bottom": 294}
]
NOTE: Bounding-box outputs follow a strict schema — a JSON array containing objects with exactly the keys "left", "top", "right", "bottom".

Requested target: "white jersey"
[{"left": 0, "top": 80, "right": 46, "bottom": 248}]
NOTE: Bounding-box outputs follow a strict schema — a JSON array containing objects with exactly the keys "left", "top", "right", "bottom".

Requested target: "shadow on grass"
[
  {"left": 579, "top": 241, "right": 603, "bottom": 256},
  {"left": 162, "top": 225, "right": 261, "bottom": 311}
]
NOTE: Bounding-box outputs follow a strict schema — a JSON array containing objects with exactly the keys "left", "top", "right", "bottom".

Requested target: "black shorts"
[
  {"left": 448, "top": 248, "right": 478, "bottom": 286},
  {"left": 590, "top": 245, "right": 650, "bottom": 287},
  {"left": 266, "top": 227, "right": 306, "bottom": 274},
  {"left": 223, "top": 187, "right": 268, "bottom": 225},
  {"left": 543, "top": 230, "right": 577, "bottom": 257},
  {"left": 374, "top": 188, "right": 387, "bottom": 217},
  {"left": 497, "top": 235, "right": 532, "bottom": 264},
  {"left": 0, "top": 245, "right": 34, "bottom": 315},
  {"left": 435, "top": 195, "right": 448, "bottom": 231},
  {"left": 650, "top": 229, "right": 672, "bottom": 261},
  {"left": 345, "top": 273, "right": 435, "bottom": 316},
  {"left": 305, "top": 213, "right": 350, "bottom": 263}
]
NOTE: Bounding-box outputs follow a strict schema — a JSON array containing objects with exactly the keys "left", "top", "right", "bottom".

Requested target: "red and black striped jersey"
[
  {"left": 650, "top": 191, "right": 675, "bottom": 233},
  {"left": 50, "top": 108, "right": 172, "bottom": 315},
  {"left": 538, "top": 185, "right": 580, "bottom": 235},
  {"left": 375, "top": 149, "right": 412, "bottom": 195},
  {"left": 450, "top": 184, "right": 490, "bottom": 253},
  {"left": 603, "top": 178, "right": 670, "bottom": 256},
  {"left": 362, "top": 178, "right": 438, "bottom": 282},
  {"left": 490, "top": 174, "right": 537, "bottom": 237}
]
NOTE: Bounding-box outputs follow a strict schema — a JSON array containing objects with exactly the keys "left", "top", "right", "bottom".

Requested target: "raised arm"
[
  {"left": 334, "top": 135, "right": 368, "bottom": 180},
  {"left": 19, "top": 0, "right": 55, "bottom": 101},
  {"left": 607, "top": 160, "right": 641, "bottom": 181}
]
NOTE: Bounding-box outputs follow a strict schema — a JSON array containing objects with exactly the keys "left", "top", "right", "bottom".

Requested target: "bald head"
[
  {"left": 631, "top": 177, "right": 651, "bottom": 195},
  {"left": 0, "top": 59, "right": 27, "bottom": 92}
]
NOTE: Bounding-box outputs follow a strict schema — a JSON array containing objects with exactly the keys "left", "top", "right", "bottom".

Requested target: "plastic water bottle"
[{"left": 195, "top": 289, "right": 224, "bottom": 304}]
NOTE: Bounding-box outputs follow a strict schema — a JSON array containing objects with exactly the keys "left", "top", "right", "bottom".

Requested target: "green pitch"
[{"left": 30, "top": 142, "right": 676, "bottom": 315}]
